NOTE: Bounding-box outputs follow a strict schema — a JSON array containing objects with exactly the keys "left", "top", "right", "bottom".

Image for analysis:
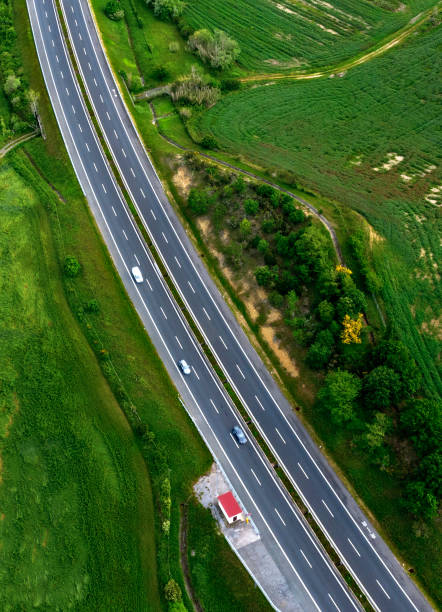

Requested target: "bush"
[
  {"left": 171, "top": 67, "right": 220, "bottom": 107},
  {"left": 104, "top": 0, "right": 124, "bottom": 21},
  {"left": 164, "top": 578, "right": 182, "bottom": 602},
  {"left": 152, "top": 66, "right": 170, "bottom": 82},
  {"left": 220, "top": 78, "right": 241, "bottom": 92},
  {"left": 269, "top": 291, "right": 284, "bottom": 308},
  {"left": 148, "top": 0, "right": 185, "bottom": 20},
  {"left": 64, "top": 256, "right": 81, "bottom": 278},
  {"left": 244, "top": 198, "right": 259, "bottom": 216},
  {"left": 188, "top": 188, "right": 211, "bottom": 215},
  {"left": 85, "top": 299, "right": 100, "bottom": 314},
  {"left": 187, "top": 29, "right": 240, "bottom": 69},
  {"left": 168, "top": 41, "right": 179, "bottom": 53},
  {"left": 201, "top": 135, "right": 218, "bottom": 149}
]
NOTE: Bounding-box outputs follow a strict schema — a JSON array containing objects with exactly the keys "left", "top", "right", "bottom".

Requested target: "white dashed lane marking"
[
  {"left": 236, "top": 364, "right": 245, "bottom": 379},
  {"left": 188, "top": 281, "right": 195, "bottom": 293},
  {"left": 174, "top": 256, "right": 181, "bottom": 268},
  {"left": 322, "top": 499, "right": 334, "bottom": 518},
  {"left": 297, "top": 462, "right": 309, "bottom": 479},
  {"left": 203, "top": 307, "right": 211, "bottom": 321},
  {"left": 300, "top": 549, "right": 312, "bottom": 569},
  {"left": 175, "top": 336, "right": 183, "bottom": 350},
  {"left": 219, "top": 335, "right": 228, "bottom": 349},
  {"left": 123, "top": 230, "right": 128, "bottom": 241},
  {"left": 255, "top": 395, "right": 265, "bottom": 411},
  {"left": 376, "top": 580, "right": 390, "bottom": 600},
  {"left": 112, "top": 206, "right": 117, "bottom": 216},
  {"left": 274, "top": 508, "right": 286, "bottom": 526},
  {"left": 210, "top": 399, "right": 219, "bottom": 414},
  {"left": 251, "top": 469, "right": 261, "bottom": 486},
  {"left": 162, "top": 232, "right": 168, "bottom": 244},
  {"left": 348, "top": 539, "right": 361, "bottom": 557},
  {"left": 275, "top": 427, "right": 286, "bottom": 444},
  {"left": 160, "top": 307, "right": 167, "bottom": 320}
]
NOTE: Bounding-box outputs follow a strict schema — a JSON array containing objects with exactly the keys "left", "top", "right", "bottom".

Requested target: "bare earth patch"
[
  {"left": 173, "top": 165, "right": 193, "bottom": 198},
  {"left": 261, "top": 326, "right": 300, "bottom": 378}
]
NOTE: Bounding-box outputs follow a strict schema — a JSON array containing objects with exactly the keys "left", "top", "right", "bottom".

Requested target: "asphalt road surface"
[{"left": 28, "top": 0, "right": 431, "bottom": 610}]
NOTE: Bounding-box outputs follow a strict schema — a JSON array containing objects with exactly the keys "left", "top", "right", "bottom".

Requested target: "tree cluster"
[
  {"left": 146, "top": 0, "right": 185, "bottom": 21},
  {"left": 0, "top": 0, "right": 36, "bottom": 137},
  {"left": 170, "top": 67, "right": 220, "bottom": 108},
  {"left": 187, "top": 28, "right": 240, "bottom": 69},
  {"left": 104, "top": 0, "right": 124, "bottom": 21}
]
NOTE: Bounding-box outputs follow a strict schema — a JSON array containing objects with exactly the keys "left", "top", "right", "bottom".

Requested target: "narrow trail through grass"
[{"left": 240, "top": 2, "right": 441, "bottom": 82}]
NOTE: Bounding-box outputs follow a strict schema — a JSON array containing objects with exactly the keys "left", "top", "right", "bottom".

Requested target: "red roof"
[{"left": 217, "top": 491, "right": 242, "bottom": 518}]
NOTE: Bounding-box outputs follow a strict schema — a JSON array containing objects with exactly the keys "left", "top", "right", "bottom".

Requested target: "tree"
[
  {"left": 317, "top": 300, "right": 334, "bottom": 324},
  {"left": 152, "top": 66, "right": 170, "bottom": 81},
  {"left": 362, "top": 366, "right": 402, "bottom": 411},
  {"left": 372, "top": 339, "right": 422, "bottom": 397},
  {"left": 239, "top": 217, "right": 251, "bottom": 238},
  {"left": 257, "top": 239, "right": 269, "bottom": 254},
  {"left": 164, "top": 578, "right": 182, "bottom": 602},
  {"left": 306, "top": 340, "right": 332, "bottom": 370},
  {"left": 341, "top": 313, "right": 363, "bottom": 344},
  {"left": 148, "top": 0, "right": 185, "bottom": 20},
  {"left": 244, "top": 198, "right": 259, "bottom": 216},
  {"left": 318, "top": 370, "right": 361, "bottom": 425},
  {"left": 419, "top": 450, "right": 442, "bottom": 498},
  {"left": 400, "top": 398, "right": 441, "bottom": 455},
  {"left": 255, "top": 266, "right": 272, "bottom": 287},
  {"left": 188, "top": 188, "right": 210, "bottom": 215},
  {"left": 188, "top": 29, "right": 240, "bottom": 69},
  {"left": 363, "top": 412, "right": 392, "bottom": 450},
  {"left": 4, "top": 74, "right": 20, "bottom": 96},
  {"left": 64, "top": 255, "right": 81, "bottom": 278},
  {"left": 401, "top": 481, "right": 438, "bottom": 521},
  {"left": 105, "top": 0, "right": 125, "bottom": 20}
]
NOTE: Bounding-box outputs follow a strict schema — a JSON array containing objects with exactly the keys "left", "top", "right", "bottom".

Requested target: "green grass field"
[
  {"left": 182, "top": 0, "right": 437, "bottom": 73},
  {"left": 186, "top": 499, "right": 271, "bottom": 612},
  {"left": 0, "top": 160, "right": 162, "bottom": 610},
  {"left": 194, "top": 22, "right": 442, "bottom": 397}
]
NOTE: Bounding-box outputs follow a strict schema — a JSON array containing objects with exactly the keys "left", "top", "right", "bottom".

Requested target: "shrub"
[
  {"left": 63, "top": 256, "right": 81, "bottom": 278},
  {"left": 188, "top": 188, "right": 211, "bottom": 215},
  {"left": 244, "top": 198, "right": 259, "bottom": 216},
  {"left": 220, "top": 78, "right": 241, "bottom": 92},
  {"left": 147, "top": 0, "right": 185, "bottom": 20},
  {"left": 171, "top": 67, "right": 220, "bottom": 107},
  {"left": 4, "top": 74, "right": 20, "bottom": 96},
  {"left": 164, "top": 578, "right": 182, "bottom": 602},
  {"left": 104, "top": 0, "right": 124, "bottom": 21},
  {"left": 85, "top": 299, "right": 100, "bottom": 314},
  {"left": 269, "top": 291, "right": 284, "bottom": 308},
  {"left": 187, "top": 29, "right": 240, "bottom": 69},
  {"left": 201, "top": 135, "right": 218, "bottom": 149},
  {"left": 152, "top": 66, "right": 170, "bottom": 82},
  {"left": 168, "top": 41, "right": 179, "bottom": 53}
]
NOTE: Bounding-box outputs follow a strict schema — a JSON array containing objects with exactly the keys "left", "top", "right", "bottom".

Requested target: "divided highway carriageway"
[{"left": 28, "top": 0, "right": 432, "bottom": 610}]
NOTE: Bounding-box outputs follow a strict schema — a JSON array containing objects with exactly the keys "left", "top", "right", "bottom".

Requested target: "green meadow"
[
  {"left": 182, "top": 0, "right": 437, "bottom": 72},
  {"left": 0, "top": 160, "right": 161, "bottom": 610},
  {"left": 194, "top": 22, "right": 442, "bottom": 396}
]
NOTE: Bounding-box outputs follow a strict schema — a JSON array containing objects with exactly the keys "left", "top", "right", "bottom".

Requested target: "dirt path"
[
  {"left": 240, "top": 3, "right": 440, "bottom": 83},
  {"left": 179, "top": 503, "right": 203, "bottom": 612},
  {"left": 149, "top": 102, "right": 343, "bottom": 263},
  {"left": 0, "top": 130, "right": 39, "bottom": 159}
]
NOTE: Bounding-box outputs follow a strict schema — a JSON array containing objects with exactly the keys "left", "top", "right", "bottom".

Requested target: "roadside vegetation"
[
  {"left": 5, "top": 0, "right": 276, "bottom": 609},
  {"left": 87, "top": 0, "right": 442, "bottom": 605},
  {"left": 0, "top": 158, "right": 161, "bottom": 610}
]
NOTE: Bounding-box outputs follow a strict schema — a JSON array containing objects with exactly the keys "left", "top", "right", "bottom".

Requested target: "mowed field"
[
  {"left": 0, "top": 161, "right": 161, "bottom": 611},
  {"left": 194, "top": 23, "right": 442, "bottom": 396},
  {"left": 182, "top": 0, "right": 437, "bottom": 72}
]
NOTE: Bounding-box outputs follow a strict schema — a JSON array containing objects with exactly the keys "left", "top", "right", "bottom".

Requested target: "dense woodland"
[{"left": 185, "top": 156, "right": 441, "bottom": 522}]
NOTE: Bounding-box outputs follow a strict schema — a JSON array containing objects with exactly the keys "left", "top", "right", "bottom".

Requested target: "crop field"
[
  {"left": 0, "top": 160, "right": 162, "bottom": 610},
  {"left": 182, "top": 0, "right": 437, "bottom": 72},
  {"left": 194, "top": 23, "right": 442, "bottom": 396}
]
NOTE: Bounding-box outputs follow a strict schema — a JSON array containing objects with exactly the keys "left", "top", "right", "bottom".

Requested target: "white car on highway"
[
  {"left": 178, "top": 359, "right": 191, "bottom": 375},
  {"left": 131, "top": 266, "right": 143, "bottom": 283}
]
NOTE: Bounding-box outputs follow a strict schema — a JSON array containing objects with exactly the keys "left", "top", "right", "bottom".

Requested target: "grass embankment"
[
  {"left": 186, "top": 500, "right": 271, "bottom": 612},
  {"left": 0, "top": 159, "right": 160, "bottom": 610}
]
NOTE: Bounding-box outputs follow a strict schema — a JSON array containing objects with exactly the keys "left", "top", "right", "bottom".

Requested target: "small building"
[{"left": 217, "top": 491, "right": 244, "bottom": 524}]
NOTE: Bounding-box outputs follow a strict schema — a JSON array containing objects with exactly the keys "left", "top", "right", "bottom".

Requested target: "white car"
[
  {"left": 131, "top": 266, "right": 143, "bottom": 283},
  {"left": 178, "top": 359, "right": 191, "bottom": 375}
]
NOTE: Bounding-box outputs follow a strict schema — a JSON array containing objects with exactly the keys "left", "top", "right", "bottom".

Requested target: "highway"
[{"left": 28, "top": 0, "right": 431, "bottom": 610}]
